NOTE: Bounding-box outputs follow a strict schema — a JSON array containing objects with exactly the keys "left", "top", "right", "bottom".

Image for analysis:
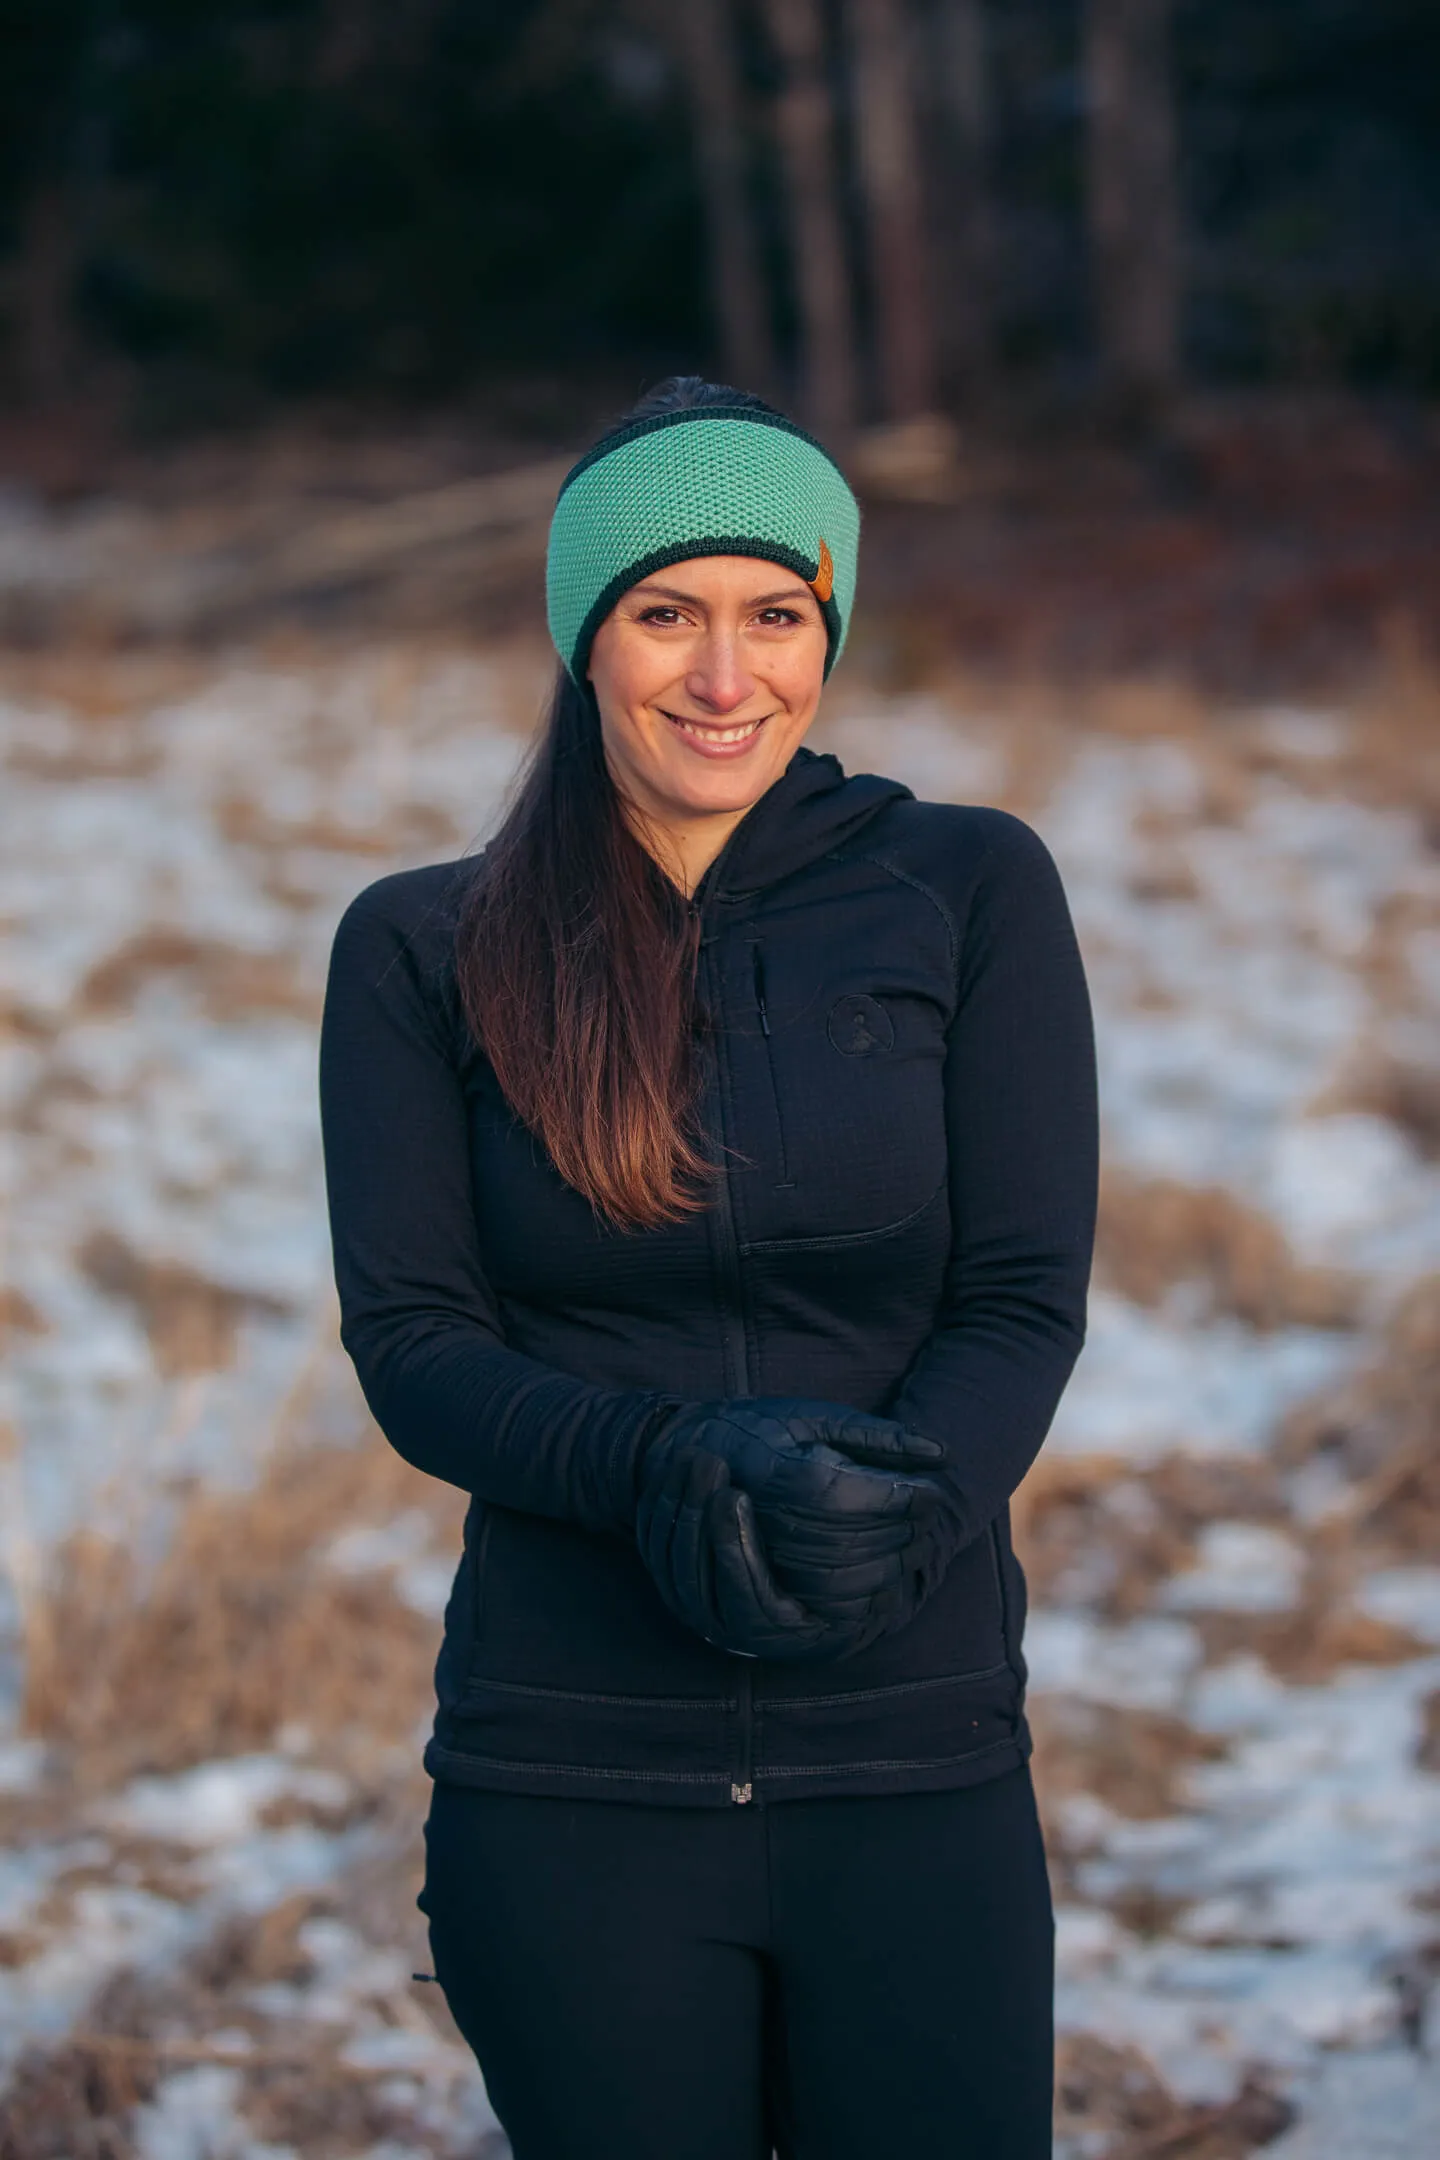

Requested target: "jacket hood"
[{"left": 701, "top": 747, "right": 913, "bottom": 903}]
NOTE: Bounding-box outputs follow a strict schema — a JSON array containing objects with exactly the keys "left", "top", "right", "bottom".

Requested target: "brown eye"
[{"left": 638, "top": 606, "right": 683, "bottom": 626}]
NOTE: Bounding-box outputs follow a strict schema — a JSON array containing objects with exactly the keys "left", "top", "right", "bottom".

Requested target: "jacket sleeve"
[
  {"left": 885, "top": 814, "right": 1098, "bottom": 1542},
  {"left": 318, "top": 884, "right": 669, "bottom": 1531}
]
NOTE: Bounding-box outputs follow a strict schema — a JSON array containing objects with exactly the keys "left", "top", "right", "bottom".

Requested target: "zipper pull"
[
  {"left": 730, "top": 1782, "right": 754, "bottom": 1805},
  {"left": 751, "top": 944, "right": 771, "bottom": 1037}
]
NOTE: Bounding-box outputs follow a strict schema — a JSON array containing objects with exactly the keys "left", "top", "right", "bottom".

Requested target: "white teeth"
[{"left": 669, "top": 714, "right": 763, "bottom": 745}]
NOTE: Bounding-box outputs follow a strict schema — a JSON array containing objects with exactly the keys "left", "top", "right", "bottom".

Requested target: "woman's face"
[{"left": 587, "top": 553, "right": 829, "bottom": 842}]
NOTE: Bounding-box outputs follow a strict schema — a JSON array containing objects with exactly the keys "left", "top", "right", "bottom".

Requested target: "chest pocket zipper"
[{"left": 751, "top": 941, "right": 794, "bottom": 1190}]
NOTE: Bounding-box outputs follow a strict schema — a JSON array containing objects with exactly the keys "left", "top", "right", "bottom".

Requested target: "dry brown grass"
[
  {"left": 1419, "top": 1691, "right": 1440, "bottom": 1773},
  {"left": 0, "top": 2036, "right": 151, "bottom": 2160},
  {"left": 1346, "top": 618, "right": 1440, "bottom": 828},
  {"left": 1013, "top": 1452, "right": 1286, "bottom": 1618},
  {"left": 0, "top": 1286, "right": 49, "bottom": 1338},
  {"left": 1013, "top": 1437, "right": 1429, "bottom": 1685},
  {"left": 1187, "top": 1593, "right": 1427, "bottom": 1684},
  {"left": 1308, "top": 1058, "right": 1440, "bottom": 1161},
  {"left": 75, "top": 1230, "right": 292, "bottom": 1377},
  {"left": 0, "top": 1872, "right": 485, "bottom": 2160},
  {"left": 218, "top": 787, "right": 460, "bottom": 854},
  {"left": 20, "top": 1424, "right": 463, "bottom": 1787},
  {"left": 0, "top": 649, "right": 208, "bottom": 721},
  {"left": 77, "top": 929, "right": 318, "bottom": 1023},
  {"left": 1095, "top": 1169, "right": 1358, "bottom": 1329},
  {"left": 1279, "top": 1273, "right": 1440, "bottom": 1562},
  {"left": 1032, "top": 1697, "right": 1227, "bottom": 1822},
  {"left": 1055, "top": 2036, "right": 1293, "bottom": 2160}
]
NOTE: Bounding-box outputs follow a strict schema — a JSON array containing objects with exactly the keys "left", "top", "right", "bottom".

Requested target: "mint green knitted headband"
[{"left": 546, "top": 406, "right": 861, "bottom": 683}]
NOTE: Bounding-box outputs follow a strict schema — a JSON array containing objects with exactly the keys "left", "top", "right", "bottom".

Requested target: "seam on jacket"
[
  {"left": 458, "top": 1677, "right": 737, "bottom": 1711},
  {"left": 755, "top": 1662, "right": 1009, "bottom": 1710},
  {"left": 343, "top": 885, "right": 467, "bottom": 1056},
  {"left": 427, "top": 1743, "right": 734, "bottom": 1785},
  {"left": 851, "top": 823, "right": 1014, "bottom": 1017},
  {"left": 759, "top": 1734, "right": 1021, "bottom": 1778},
  {"left": 849, "top": 851, "right": 961, "bottom": 981},
  {"left": 989, "top": 1516, "right": 1028, "bottom": 1707},
  {"left": 426, "top": 1734, "right": 1023, "bottom": 1784},
  {"left": 741, "top": 1177, "right": 945, "bottom": 1256}
]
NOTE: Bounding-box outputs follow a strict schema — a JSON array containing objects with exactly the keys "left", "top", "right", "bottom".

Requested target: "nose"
[{"left": 684, "top": 627, "right": 755, "bottom": 715}]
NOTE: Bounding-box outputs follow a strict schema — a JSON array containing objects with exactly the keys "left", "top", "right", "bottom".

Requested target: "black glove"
[
  {"left": 635, "top": 1398, "right": 950, "bottom": 1660},
  {"left": 637, "top": 1447, "right": 836, "bottom": 1659},
  {"left": 784, "top": 1415, "right": 972, "bottom": 1651},
  {"left": 770, "top": 1470, "right": 969, "bottom": 1652}
]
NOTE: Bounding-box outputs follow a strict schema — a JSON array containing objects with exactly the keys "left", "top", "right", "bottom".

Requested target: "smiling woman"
[
  {"left": 453, "top": 379, "right": 863, "bottom": 1231},
  {"left": 589, "top": 554, "right": 829, "bottom": 888},
  {"left": 318, "top": 375, "right": 1100, "bottom": 2158}
]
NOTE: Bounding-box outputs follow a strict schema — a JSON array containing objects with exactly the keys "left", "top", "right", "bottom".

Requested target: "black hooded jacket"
[{"left": 319, "top": 748, "right": 1098, "bottom": 1806}]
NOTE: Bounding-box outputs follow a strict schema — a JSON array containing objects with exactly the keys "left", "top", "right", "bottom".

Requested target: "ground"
[{"left": 2, "top": 420, "right": 1439, "bottom": 2157}]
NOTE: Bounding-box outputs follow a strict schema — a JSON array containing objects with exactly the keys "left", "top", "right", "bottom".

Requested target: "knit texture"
[{"left": 546, "top": 407, "right": 861, "bottom": 681}]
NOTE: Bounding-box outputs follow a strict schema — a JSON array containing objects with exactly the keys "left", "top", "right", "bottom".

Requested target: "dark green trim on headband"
[
  {"left": 546, "top": 408, "right": 861, "bottom": 679},
  {"left": 571, "top": 534, "right": 843, "bottom": 687},
  {"left": 557, "top": 404, "right": 847, "bottom": 502}
]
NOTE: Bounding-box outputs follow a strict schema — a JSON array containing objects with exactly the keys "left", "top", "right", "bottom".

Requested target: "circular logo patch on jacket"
[{"left": 827, "top": 994, "right": 894, "bottom": 1056}]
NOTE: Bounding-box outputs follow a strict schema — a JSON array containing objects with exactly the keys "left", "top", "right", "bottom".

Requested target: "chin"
[{"left": 668, "top": 761, "right": 784, "bottom": 818}]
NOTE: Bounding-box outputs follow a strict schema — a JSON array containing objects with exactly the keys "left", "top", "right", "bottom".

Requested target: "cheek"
[
  {"left": 589, "top": 647, "right": 671, "bottom": 759},
  {"left": 591, "top": 641, "right": 660, "bottom": 718},
  {"left": 769, "top": 646, "right": 827, "bottom": 726},
  {"left": 592, "top": 680, "right": 686, "bottom": 797}
]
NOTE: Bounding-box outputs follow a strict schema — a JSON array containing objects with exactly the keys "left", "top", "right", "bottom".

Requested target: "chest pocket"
[{"left": 732, "top": 934, "right": 950, "bottom": 1249}]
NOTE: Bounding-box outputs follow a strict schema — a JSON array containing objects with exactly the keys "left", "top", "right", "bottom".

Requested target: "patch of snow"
[
  {"left": 0, "top": 1737, "right": 47, "bottom": 1792},
  {"left": 1265, "top": 1114, "right": 1434, "bottom": 1259},
  {"left": 1160, "top": 1522, "right": 1305, "bottom": 1613},
  {"left": 324, "top": 1511, "right": 457, "bottom": 1619},
  {"left": 818, "top": 699, "right": 1007, "bottom": 805},
  {"left": 1049, "top": 1292, "right": 1358, "bottom": 1462},
  {"left": 1054, "top": 1904, "right": 1131, "bottom": 1979},
  {"left": 8, "top": 664, "right": 1440, "bottom": 2154},
  {"left": 1355, "top": 1567, "right": 1440, "bottom": 1646},
  {"left": 131, "top": 2064, "right": 295, "bottom": 2160},
  {"left": 325, "top": 1512, "right": 436, "bottom": 1577},
  {"left": 1054, "top": 1653, "right": 1440, "bottom": 2096},
  {"left": 1, "top": 1801, "right": 381, "bottom": 2079},
  {"left": 1252, "top": 706, "right": 1350, "bottom": 761},
  {"left": 1264, "top": 2050, "right": 1440, "bottom": 2160},
  {"left": 103, "top": 1757, "right": 352, "bottom": 1848},
  {"left": 1026, "top": 1612, "right": 1204, "bottom": 1712},
  {"left": 0, "top": 1879, "right": 196, "bottom": 2064}
]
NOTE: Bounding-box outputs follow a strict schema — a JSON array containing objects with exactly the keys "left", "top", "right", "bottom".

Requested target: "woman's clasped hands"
[{"left": 634, "top": 1399, "right": 965, "bottom": 1660}]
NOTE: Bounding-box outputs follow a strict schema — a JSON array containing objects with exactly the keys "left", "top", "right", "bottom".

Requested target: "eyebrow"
[{"left": 630, "top": 581, "right": 813, "bottom": 607}]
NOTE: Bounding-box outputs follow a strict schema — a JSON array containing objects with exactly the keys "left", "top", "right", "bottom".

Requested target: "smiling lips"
[{"left": 662, "top": 709, "right": 769, "bottom": 756}]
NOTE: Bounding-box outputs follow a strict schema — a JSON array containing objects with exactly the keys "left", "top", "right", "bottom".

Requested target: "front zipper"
[
  {"left": 699, "top": 923, "right": 757, "bottom": 1804},
  {"left": 750, "top": 940, "right": 793, "bottom": 1188}
]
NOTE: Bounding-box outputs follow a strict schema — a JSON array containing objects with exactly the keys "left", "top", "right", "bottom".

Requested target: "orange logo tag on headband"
[{"left": 809, "top": 537, "right": 834, "bottom": 604}]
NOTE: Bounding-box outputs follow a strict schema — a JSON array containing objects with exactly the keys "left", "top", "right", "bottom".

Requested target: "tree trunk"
[
  {"left": 674, "top": 0, "right": 778, "bottom": 394},
  {"left": 1084, "top": 0, "right": 1181, "bottom": 408},
  {"left": 761, "top": 0, "right": 860, "bottom": 443},
  {"left": 847, "top": 0, "right": 938, "bottom": 420},
  {"left": 923, "top": 0, "right": 994, "bottom": 388}
]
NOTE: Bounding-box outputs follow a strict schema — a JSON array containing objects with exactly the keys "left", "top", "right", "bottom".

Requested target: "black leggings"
[{"left": 419, "top": 1765, "right": 1054, "bottom": 2159}]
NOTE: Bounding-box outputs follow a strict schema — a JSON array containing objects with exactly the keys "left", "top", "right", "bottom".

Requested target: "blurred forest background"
[
  {"left": 5, "top": 0, "right": 1439, "bottom": 425},
  {"left": 2, "top": 0, "right": 1438, "bottom": 686},
  {"left": 4, "top": 7, "right": 1440, "bottom": 2159}
]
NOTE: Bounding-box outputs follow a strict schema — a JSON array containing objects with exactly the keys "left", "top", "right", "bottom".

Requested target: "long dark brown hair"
[{"left": 455, "top": 376, "right": 779, "bottom": 1231}]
